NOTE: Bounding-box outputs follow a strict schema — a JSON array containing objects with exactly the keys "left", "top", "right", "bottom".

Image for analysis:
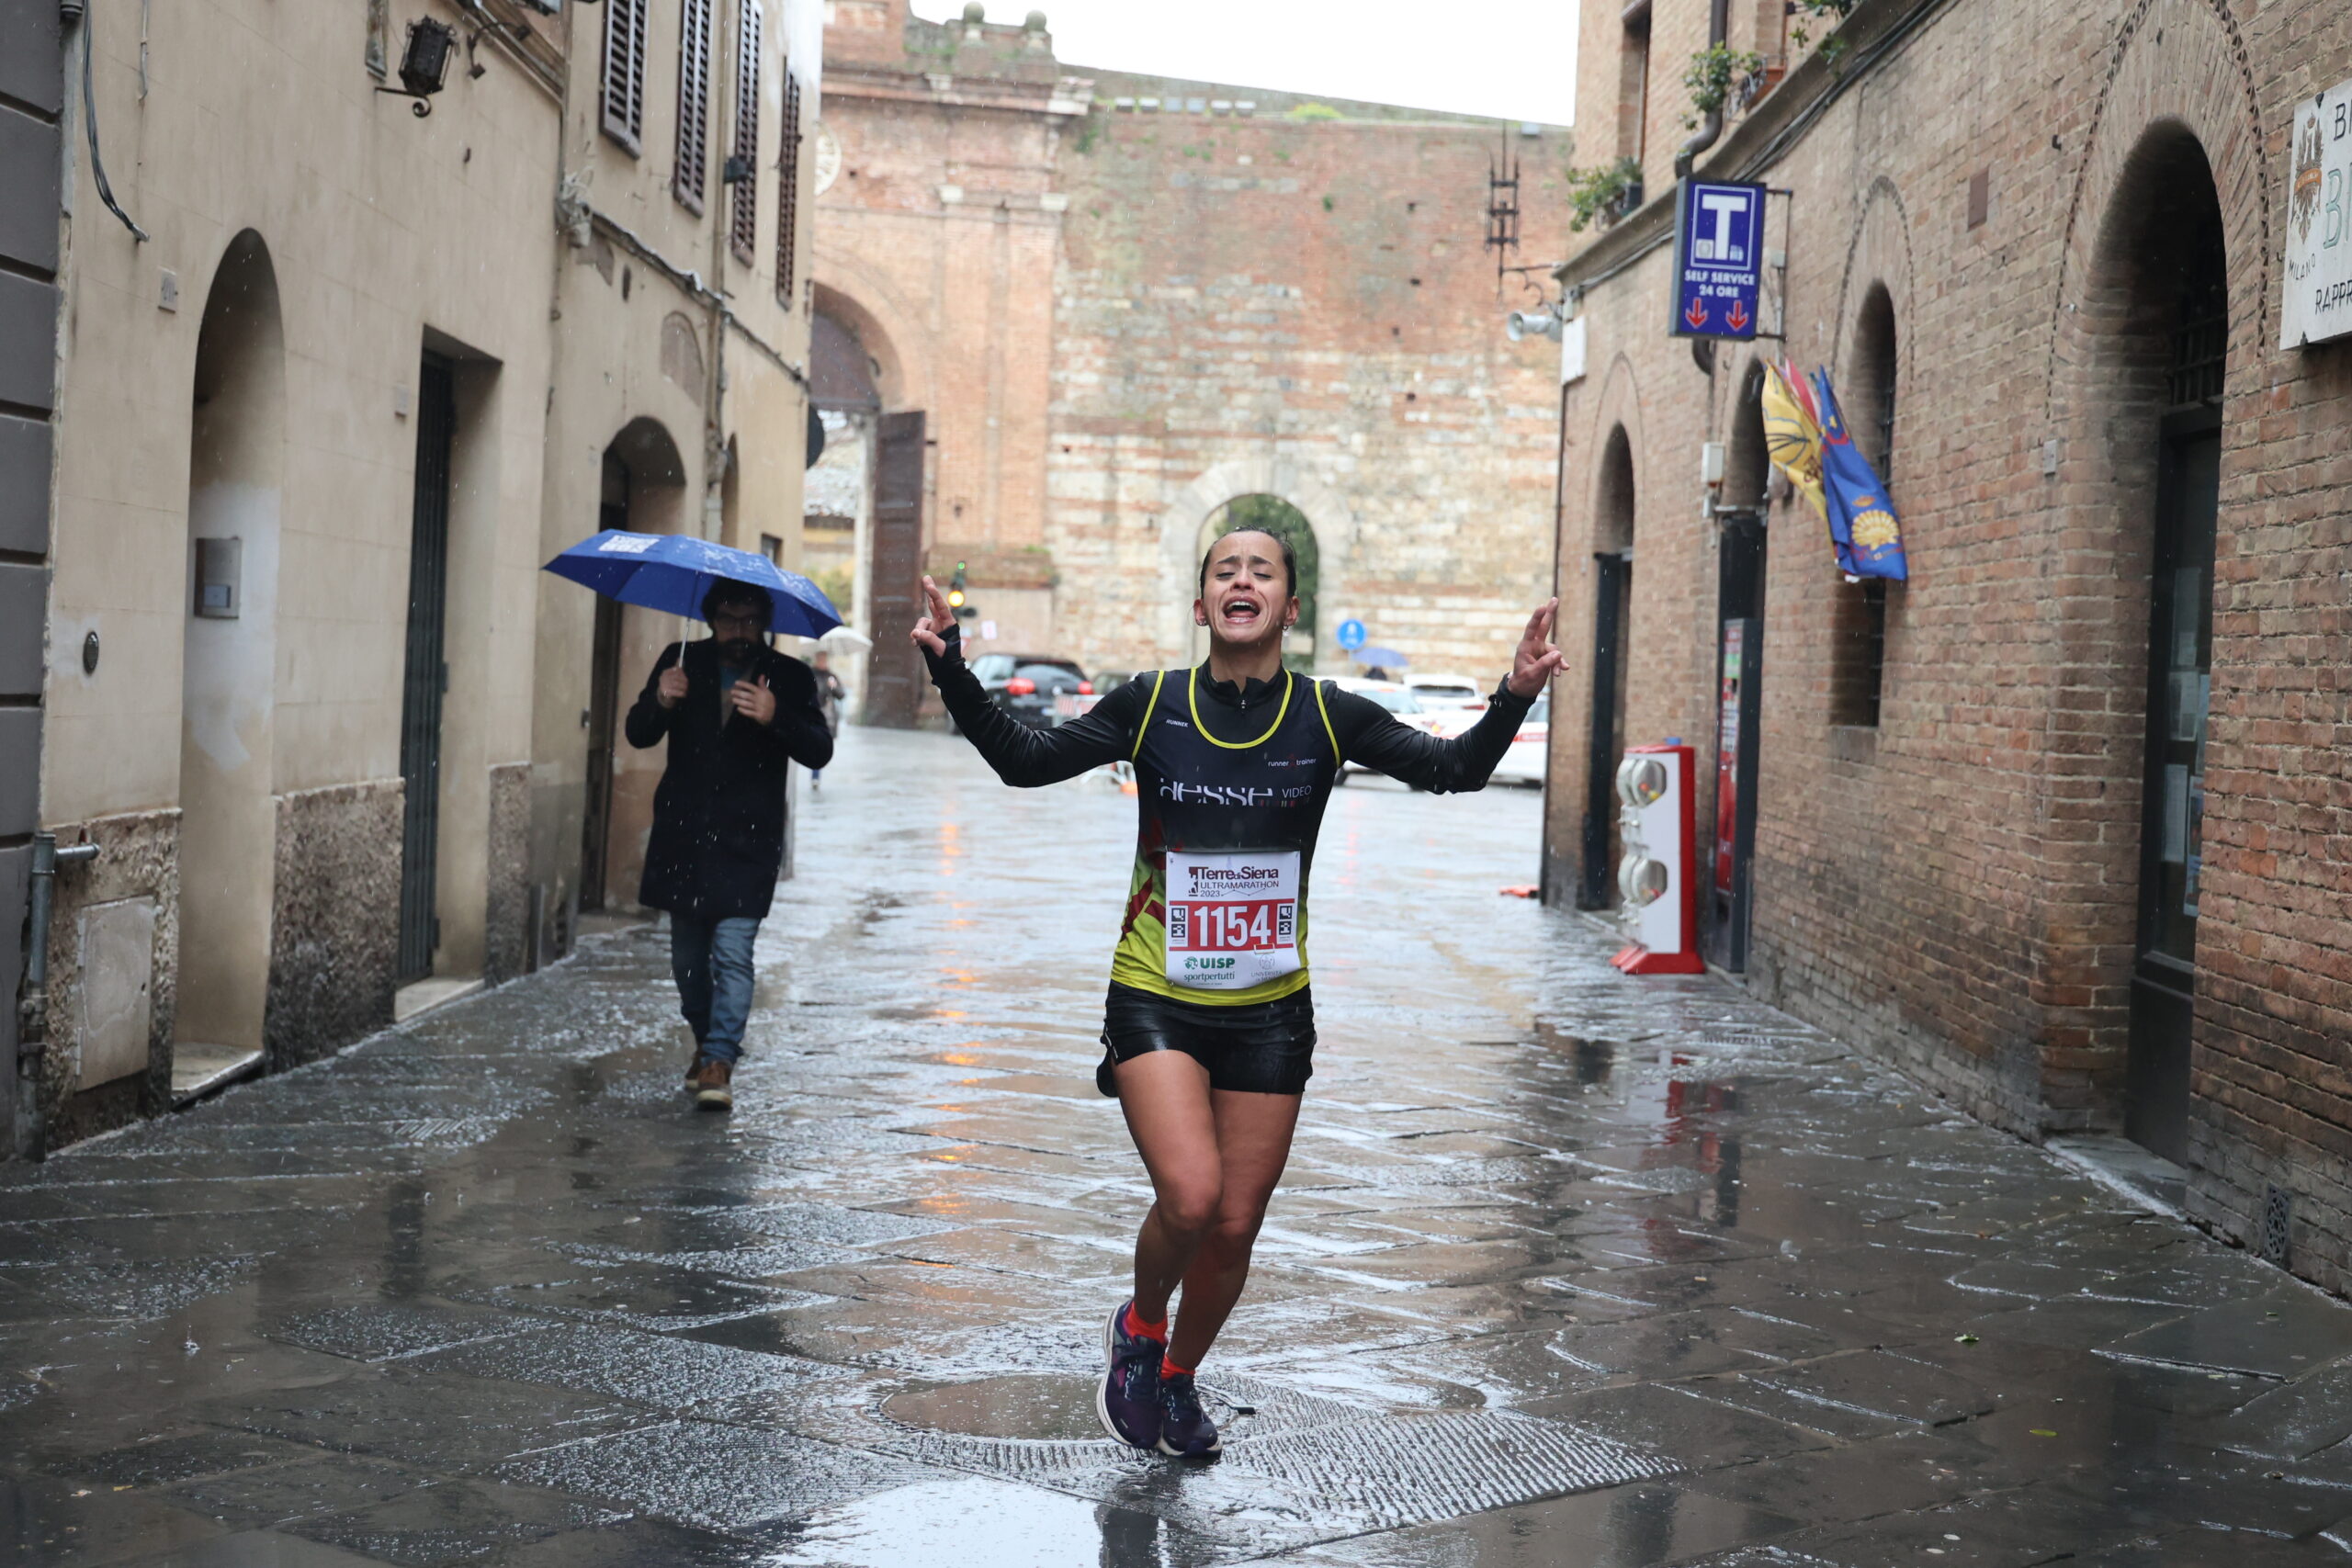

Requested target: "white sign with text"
[{"left": 2285, "top": 76, "right": 2352, "bottom": 348}]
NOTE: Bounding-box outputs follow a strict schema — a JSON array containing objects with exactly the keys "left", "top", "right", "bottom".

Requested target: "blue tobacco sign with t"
[{"left": 1670, "top": 178, "right": 1766, "bottom": 340}]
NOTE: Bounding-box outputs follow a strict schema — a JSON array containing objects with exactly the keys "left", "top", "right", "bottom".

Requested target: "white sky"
[{"left": 967, "top": 1, "right": 1578, "bottom": 127}]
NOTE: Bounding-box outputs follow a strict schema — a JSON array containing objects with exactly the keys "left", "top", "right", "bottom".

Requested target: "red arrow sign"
[
  {"left": 1683, "top": 297, "right": 1709, "bottom": 331},
  {"left": 1725, "top": 299, "right": 1751, "bottom": 333}
]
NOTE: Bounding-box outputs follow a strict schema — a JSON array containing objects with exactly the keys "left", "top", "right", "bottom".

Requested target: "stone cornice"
[{"left": 821, "top": 64, "right": 1092, "bottom": 118}]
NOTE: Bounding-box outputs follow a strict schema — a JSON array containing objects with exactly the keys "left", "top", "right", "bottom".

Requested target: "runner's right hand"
[
  {"left": 656, "top": 665, "right": 689, "bottom": 708},
  {"left": 910, "top": 576, "right": 956, "bottom": 658}
]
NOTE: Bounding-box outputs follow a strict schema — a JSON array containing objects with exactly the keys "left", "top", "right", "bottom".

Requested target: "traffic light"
[{"left": 945, "top": 560, "right": 968, "bottom": 614}]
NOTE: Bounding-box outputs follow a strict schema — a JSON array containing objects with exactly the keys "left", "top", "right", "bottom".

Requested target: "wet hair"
[
  {"left": 703, "top": 580, "right": 773, "bottom": 626},
  {"left": 1197, "top": 528, "right": 1297, "bottom": 601}
]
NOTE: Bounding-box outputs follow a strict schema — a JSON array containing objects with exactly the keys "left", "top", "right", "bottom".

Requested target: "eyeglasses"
[{"left": 710, "top": 612, "right": 766, "bottom": 634}]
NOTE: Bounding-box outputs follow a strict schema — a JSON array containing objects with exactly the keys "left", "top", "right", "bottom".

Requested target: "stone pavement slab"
[{"left": 2, "top": 728, "right": 2349, "bottom": 1565}]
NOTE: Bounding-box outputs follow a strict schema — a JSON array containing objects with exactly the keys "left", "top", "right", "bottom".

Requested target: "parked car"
[
  {"left": 1492, "top": 695, "right": 1550, "bottom": 787},
  {"left": 969, "top": 654, "right": 1091, "bottom": 728},
  {"left": 1405, "top": 672, "right": 1486, "bottom": 710},
  {"left": 1331, "top": 679, "right": 1442, "bottom": 782},
  {"left": 1057, "top": 669, "right": 1133, "bottom": 725},
  {"left": 1422, "top": 694, "right": 1550, "bottom": 786}
]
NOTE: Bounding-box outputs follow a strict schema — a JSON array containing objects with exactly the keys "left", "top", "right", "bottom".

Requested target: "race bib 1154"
[{"left": 1164, "top": 850, "right": 1302, "bottom": 990}]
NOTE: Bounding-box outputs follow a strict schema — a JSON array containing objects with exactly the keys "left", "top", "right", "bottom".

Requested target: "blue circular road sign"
[{"left": 1336, "top": 618, "right": 1366, "bottom": 651}]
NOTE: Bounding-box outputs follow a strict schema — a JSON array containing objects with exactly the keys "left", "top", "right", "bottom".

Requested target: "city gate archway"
[{"left": 1191, "top": 497, "right": 1320, "bottom": 672}]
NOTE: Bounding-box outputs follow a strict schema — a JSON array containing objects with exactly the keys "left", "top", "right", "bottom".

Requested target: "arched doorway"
[
  {"left": 1706, "top": 367, "right": 1770, "bottom": 971},
  {"left": 1192, "top": 496, "right": 1320, "bottom": 671},
  {"left": 1578, "top": 426, "right": 1636, "bottom": 909},
  {"left": 808, "top": 291, "right": 928, "bottom": 728},
  {"left": 176, "top": 231, "right": 285, "bottom": 1064},
  {"left": 580, "top": 418, "right": 687, "bottom": 911},
  {"left": 2075, "top": 131, "right": 2230, "bottom": 1162}
]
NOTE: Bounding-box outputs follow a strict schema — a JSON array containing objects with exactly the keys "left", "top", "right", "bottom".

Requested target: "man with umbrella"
[{"left": 624, "top": 579, "right": 834, "bottom": 1110}]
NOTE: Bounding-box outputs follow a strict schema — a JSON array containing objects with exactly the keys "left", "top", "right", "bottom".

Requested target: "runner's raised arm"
[{"left": 913, "top": 575, "right": 1145, "bottom": 786}]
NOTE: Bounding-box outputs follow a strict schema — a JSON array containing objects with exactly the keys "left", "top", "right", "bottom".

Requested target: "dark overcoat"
[{"left": 624, "top": 639, "right": 834, "bottom": 920}]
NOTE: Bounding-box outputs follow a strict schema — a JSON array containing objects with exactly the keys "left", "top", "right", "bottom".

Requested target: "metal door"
[
  {"left": 864, "top": 409, "right": 925, "bottom": 728},
  {"left": 1578, "top": 550, "right": 1632, "bottom": 908},
  {"left": 2126, "top": 414, "right": 2219, "bottom": 1162},
  {"left": 1705, "top": 513, "right": 1767, "bottom": 972},
  {"left": 396, "top": 355, "right": 456, "bottom": 983}
]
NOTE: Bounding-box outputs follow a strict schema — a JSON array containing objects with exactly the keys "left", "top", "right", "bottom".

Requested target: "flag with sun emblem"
[
  {"left": 1806, "top": 368, "right": 1909, "bottom": 581},
  {"left": 1759, "top": 360, "right": 1826, "bottom": 521}
]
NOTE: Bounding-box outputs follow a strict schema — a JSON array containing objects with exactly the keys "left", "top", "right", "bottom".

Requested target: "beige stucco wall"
[
  {"left": 527, "top": 0, "right": 820, "bottom": 930},
  {"left": 37, "top": 0, "right": 820, "bottom": 1140}
]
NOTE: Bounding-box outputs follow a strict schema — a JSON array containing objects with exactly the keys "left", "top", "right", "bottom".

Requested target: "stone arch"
[
  {"left": 177, "top": 228, "right": 286, "bottom": 1062},
  {"left": 2043, "top": 0, "right": 2269, "bottom": 421},
  {"left": 1154, "top": 457, "right": 1358, "bottom": 669},
  {"left": 1594, "top": 423, "right": 1637, "bottom": 554},
  {"left": 1586, "top": 352, "right": 1647, "bottom": 547},
  {"left": 1721, "top": 353, "right": 1771, "bottom": 513},
  {"left": 809, "top": 260, "right": 930, "bottom": 414},
  {"left": 2039, "top": 113, "right": 2236, "bottom": 1126},
  {"left": 1830, "top": 176, "right": 1917, "bottom": 394}
]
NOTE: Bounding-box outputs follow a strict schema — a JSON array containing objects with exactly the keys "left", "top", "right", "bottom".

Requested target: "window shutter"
[
  {"left": 730, "top": 1, "right": 763, "bottom": 264},
  {"left": 600, "top": 0, "right": 649, "bottom": 153},
  {"left": 776, "top": 65, "right": 803, "bottom": 305},
  {"left": 673, "top": 0, "right": 714, "bottom": 213}
]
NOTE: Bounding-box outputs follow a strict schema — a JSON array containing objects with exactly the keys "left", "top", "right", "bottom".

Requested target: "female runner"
[{"left": 910, "top": 528, "right": 1564, "bottom": 1457}]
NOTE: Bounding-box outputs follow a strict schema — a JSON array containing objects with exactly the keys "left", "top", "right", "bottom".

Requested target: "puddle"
[
  {"left": 883, "top": 1374, "right": 1105, "bottom": 1441},
  {"left": 763, "top": 1474, "right": 1122, "bottom": 1568}
]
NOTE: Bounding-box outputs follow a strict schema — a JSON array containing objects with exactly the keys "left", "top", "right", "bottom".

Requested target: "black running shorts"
[{"left": 1099, "top": 982, "right": 1316, "bottom": 1096}]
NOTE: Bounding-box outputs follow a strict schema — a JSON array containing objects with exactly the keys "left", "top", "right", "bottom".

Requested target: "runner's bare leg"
[
  {"left": 1116, "top": 1051, "right": 1223, "bottom": 1323},
  {"left": 1168, "top": 1089, "right": 1301, "bottom": 1370}
]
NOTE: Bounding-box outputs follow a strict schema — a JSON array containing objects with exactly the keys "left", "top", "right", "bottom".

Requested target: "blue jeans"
[{"left": 670, "top": 914, "right": 760, "bottom": 1066}]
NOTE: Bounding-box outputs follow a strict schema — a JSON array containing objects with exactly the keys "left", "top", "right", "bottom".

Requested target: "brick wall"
[
  {"left": 1551, "top": 0, "right": 2352, "bottom": 1292},
  {"left": 814, "top": 8, "right": 1577, "bottom": 683},
  {"left": 1044, "top": 105, "right": 1574, "bottom": 679}
]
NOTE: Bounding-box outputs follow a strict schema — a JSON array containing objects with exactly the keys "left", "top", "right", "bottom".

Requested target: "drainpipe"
[
  {"left": 17, "top": 833, "right": 98, "bottom": 1162},
  {"left": 1674, "top": 0, "right": 1732, "bottom": 178}
]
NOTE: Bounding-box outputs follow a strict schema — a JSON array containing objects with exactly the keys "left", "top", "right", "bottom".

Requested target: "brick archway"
[
  {"left": 2030, "top": 0, "right": 2261, "bottom": 1137},
  {"left": 808, "top": 254, "right": 933, "bottom": 415},
  {"left": 1154, "top": 458, "right": 1357, "bottom": 670}
]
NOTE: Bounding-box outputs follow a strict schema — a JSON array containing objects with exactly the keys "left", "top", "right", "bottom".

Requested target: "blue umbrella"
[
  {"left": 1354, "top": 647, "right": 1410, "bottom": 669},
  {"left": 543, "top": 530, "right": 842, "bottom": 638}
]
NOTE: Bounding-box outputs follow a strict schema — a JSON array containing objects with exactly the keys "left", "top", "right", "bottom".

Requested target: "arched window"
[{"left": 1830, "top": 284, "right": 1897, "bottom": 729}]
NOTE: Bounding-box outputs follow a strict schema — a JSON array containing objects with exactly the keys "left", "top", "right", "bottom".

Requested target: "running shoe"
[
  {"left": 1095, "top": 1302, "right": 1163, "bottom": 1450},
  {"left": 1156, "top": 1371, "right": 1222, "bottom": 1457},
  {"left": 690, "top": 1057, "right": 733, "bottom": 1112}
]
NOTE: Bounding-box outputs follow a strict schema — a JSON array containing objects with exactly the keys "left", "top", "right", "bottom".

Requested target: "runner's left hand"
[
  {"left": 911, "top": 576, "right": 956, "bottom": 658},
  {"left": 729, "top": 674, "right": 775, "bottom": 726},
  {"left": 1506, "top": 598, "right": 1566, "bottom": 699}
]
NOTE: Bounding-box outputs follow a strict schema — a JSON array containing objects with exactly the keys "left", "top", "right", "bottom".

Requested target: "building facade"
[
  {"left": 811, "top": 1, "right": 1575, "bottom": 719},
  {"left": 1547, "top": 0, "right": 2352, "bottom": 1290},
  {"left": 22, "top": 0, "right": 820, "bottom": 1153},
  {"left": 0, "top": 0, "right": 63, "bottom": 1159}
]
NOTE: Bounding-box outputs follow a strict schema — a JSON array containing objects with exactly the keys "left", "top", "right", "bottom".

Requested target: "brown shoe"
[{"left": 691, "top": 1057, "right": 733, "bottom": 1112}]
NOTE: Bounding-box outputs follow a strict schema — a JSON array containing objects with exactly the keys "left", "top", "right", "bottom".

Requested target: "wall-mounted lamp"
[{"left": 377, "top": 18, "right": 457, "bottom": 117}]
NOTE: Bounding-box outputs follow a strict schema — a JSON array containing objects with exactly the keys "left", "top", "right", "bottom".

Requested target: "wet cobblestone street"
[{"left": 7, "top": 727, "right": 2352, "bottom": 1565}]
